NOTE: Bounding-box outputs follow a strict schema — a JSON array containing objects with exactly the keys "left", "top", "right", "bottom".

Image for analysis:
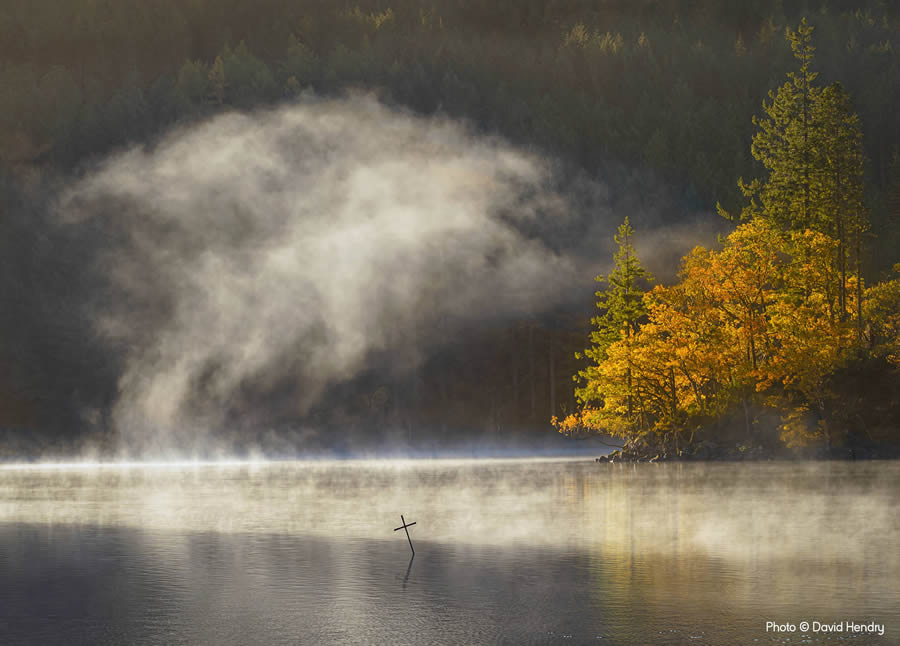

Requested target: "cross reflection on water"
[
  {"left": 403, "top": 553, "right": 414, "bottom": 589},
  {"left": 0, "top": 458, "right": 898, "bottom": 645}
]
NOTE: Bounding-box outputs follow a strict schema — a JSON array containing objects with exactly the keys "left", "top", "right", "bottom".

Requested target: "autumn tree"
[
  {"left": 863, "top": 265, "right": 900, "bottom": 366},
  {"left": 761, "top": 229, "right": 857, "bottom": 448},
  {"left": 561, "top": 219, "right": 784, "bottom": 450},
  {"left": 559, "top": 215, "right": 883, "bottom": 452},
  {"left": 679, "top": 218, "right": 786, "bottom": 436}
]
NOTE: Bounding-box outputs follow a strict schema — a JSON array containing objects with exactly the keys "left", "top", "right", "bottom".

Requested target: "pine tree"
[
  {"left": 814, "top": 82, "right": 867, "bottom": 323},
  {"left": 580, "top": 217, "right": 652, "bottom": 362},
  {"left": 575, "top": 217, "right": 652, "bottom": 428},
  {"left": 884, "top": 149, "right": 900, "bottom": 265},
  {"left": 208, "top": 55, "right": 225, "bottom": 105},
  {"left": 748, "top": 17, "right": 819, "bottom": 230},
  {"left": 734, "top": 19, "right": 869, "bottom": 337}
]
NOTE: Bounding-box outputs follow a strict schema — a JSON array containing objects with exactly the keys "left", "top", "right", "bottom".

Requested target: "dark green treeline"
[{"left": 4, "top": 0, "right": 900, "bottom": 266}]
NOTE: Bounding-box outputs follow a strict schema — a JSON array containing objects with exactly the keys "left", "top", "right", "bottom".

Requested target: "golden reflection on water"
[{"left": 1, "top": 458, "right": 897, "bottom": 565}]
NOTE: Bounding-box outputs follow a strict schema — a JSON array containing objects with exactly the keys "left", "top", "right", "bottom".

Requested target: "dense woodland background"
[{"left": 1, "top": 0, "right": 900, "bottom": 453}]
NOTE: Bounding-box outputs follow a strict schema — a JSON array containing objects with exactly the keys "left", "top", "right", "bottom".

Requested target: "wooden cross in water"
[{"left": 394, "top": 514, "right": 416, "bottom": 555}]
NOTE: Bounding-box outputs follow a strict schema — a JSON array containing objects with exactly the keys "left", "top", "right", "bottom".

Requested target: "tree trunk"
[
  {"left": 626, "top": 367, "right": 633, "bottom": 419},
  {"left": 670, "top": 368, "right": 678, "bottom": 452},
  {"left": 856, "top": 228, "right": 864, "bottom": 345}
]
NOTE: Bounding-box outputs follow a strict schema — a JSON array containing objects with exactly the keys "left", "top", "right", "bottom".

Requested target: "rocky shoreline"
[{"left": 595, "top": 439, "right": 899, "bottom": 463}]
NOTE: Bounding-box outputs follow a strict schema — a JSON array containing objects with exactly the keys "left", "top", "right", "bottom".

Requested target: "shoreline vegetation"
[
  {"left": 596, "top": 439, "right": 900, "bottom": 463},
  {"left": 557, "top": 20, "right": 900, "bottom": 462}
]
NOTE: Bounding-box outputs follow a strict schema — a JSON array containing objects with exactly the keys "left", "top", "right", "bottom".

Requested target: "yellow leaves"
[
  {"left": 763, "top": 298, "right": 855, "bottom": 396},
  {"left": 552, "top": 407, "right": 621, "bottom": 438},
  {"left": 779, "top": 405, "right": 823, "bottom": 448},
  {"left": 864, "top": 278, "right": 900, "bottom": 365},
  {"left": 344, "top": 7, "right": 395, "bottom": 30},
  {"left": 372, "top": 8, "right": 395, "bottom": 29},
  {"left": 562, "top": 24, "right": 625, "bottom": 54},
  {"left": 551, "top": 413, "right": 595, "bottom": 438},
  {"left": 568, "top": 212, "right": 889, "bottom": 449}
]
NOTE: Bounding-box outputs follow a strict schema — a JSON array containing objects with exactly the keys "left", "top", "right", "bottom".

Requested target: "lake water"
[{"left": 1, "top": 458, "right": 898, "bottom": 645}]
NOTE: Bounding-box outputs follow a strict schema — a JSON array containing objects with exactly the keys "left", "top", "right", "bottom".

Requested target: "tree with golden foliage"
[{"left": 558, "top": 217, "right": 897, "bottom": 452}]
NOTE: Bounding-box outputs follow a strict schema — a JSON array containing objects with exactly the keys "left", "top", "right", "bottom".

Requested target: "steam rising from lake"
[
  {"left": 3, "top": 460, "right": 898, "bottom": 569},
  {"left": 61, "top": 96, "right": 579, "bottom": 451}
]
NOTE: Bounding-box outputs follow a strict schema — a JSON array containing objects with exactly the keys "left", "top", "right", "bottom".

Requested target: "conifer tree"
[
  {"left": 887, "top": 150, "right": 900, "bottom": 235},
  {"left": 729, "top": 19, "right": 869, "bottom": 336},
  {"left": 575, "top": 217, "right": 652, "bottom": 429},
  {"left": 882, "top": 150, "right": 900, "bottom": 277},
  {"left": 580, "top": 217, "right": 652, "bottom": 362},
  {"left": 208, "top": 55, "right": 225, "bottom": 105},
  {"left": 814, "top": 82, "right": 867, "bottom": 323},
  {"left": 747, "top": 17, "right": 819, "bottom": 230}
]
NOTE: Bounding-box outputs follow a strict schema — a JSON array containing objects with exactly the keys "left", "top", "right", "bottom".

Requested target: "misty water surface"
[{"left": 1, "top": 458, "right": 898, "bottom": 645}]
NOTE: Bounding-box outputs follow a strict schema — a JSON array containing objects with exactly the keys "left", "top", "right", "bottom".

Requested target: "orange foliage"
[{"left": 561, "top": 216, "right": 886, "bottom": 450}]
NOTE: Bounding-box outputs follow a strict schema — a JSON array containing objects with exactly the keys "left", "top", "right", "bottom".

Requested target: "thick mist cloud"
[{"left": 60, "top": 95, "right": 584, "bottom": 450}]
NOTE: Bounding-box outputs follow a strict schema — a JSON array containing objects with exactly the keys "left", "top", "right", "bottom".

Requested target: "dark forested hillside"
[
  {"left": 4, "top": 2, "right": 899, "bottom": 238},
  {"left": 1, "top": 1, "right": 899, "bottom": 452}
]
